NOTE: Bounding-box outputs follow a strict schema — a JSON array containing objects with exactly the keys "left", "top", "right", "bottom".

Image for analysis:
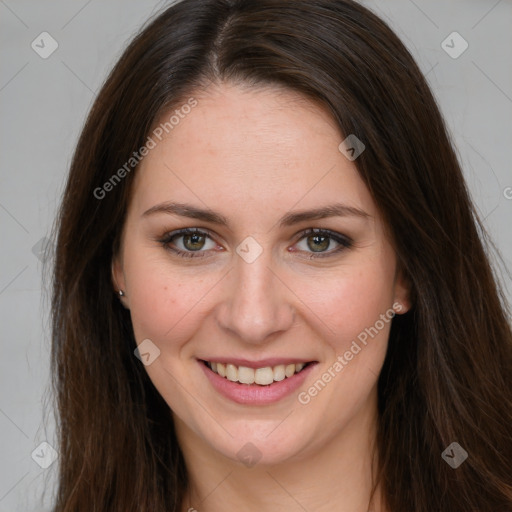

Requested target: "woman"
[{"left": 48, "top": 0, "right": 512, "bottom": 511}]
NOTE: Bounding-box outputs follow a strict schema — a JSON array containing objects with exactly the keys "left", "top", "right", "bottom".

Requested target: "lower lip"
[{"left": 199, "top": 360, "right": 317, "bottom": 405}]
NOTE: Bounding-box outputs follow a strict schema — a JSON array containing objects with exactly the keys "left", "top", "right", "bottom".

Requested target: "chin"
[{"left": 192, "top": 409, "right": 321, "bottom": 467}]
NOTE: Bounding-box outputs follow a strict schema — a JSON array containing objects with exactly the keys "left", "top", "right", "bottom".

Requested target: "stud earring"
[{"left": 118, "top": 290, "right": 125, "bottom": 297}]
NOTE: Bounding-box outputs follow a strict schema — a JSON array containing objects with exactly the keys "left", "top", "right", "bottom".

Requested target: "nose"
[{"left": 215, "top": 246, "right": 296, "bottom": 345}]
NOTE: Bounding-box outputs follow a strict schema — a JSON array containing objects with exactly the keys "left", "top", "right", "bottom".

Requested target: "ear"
[
  {"left": 111, "top": 255, "right": 129, "bottom": 309},
  {"left": 393, "top": 266, "right": 412, "bottom": 315}
]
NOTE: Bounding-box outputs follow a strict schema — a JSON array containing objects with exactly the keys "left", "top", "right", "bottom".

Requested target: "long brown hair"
[{"left": 48, "top": 1, "right": 512, "bottom": 510}]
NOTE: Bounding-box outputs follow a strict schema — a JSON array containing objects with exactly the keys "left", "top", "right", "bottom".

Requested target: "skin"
[{"left": 112, "top": 82, "right": 410, "bottom": 512}]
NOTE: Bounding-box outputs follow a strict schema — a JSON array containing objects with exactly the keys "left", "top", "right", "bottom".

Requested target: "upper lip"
[{"left": 199, "top": 357, "right": 316, "bottom": 368}]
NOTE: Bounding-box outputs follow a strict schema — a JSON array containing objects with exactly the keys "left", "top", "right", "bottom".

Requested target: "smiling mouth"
[{"left": 201, "top": 360, "right": 315, "bottom": 386}]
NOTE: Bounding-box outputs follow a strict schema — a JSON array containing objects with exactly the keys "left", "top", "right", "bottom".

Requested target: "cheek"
[
  {"left": 123, "top": 247, "right": 207, "bottom": 346},
  {"left": 300, "top": 265, "right": 394, "bottom": 414},
  {"left": 299, "top": 259, "right": 394, "bottom": 404},
  {"left": 305, "top": 262, "right": 395, "bottom": 350}
]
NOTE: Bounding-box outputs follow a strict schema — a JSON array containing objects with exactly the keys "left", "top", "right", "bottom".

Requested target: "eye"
[
  {"left": 158, "top": 228, "right": 219, "bottom": 258},
  {"left": 157, "top": 227, "right": 352, "bottom": 260},
  {"left": 293, "top": 228, "right": 352, "bottom": 259}
]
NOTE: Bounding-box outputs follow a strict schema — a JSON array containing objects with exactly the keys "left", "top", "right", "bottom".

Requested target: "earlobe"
[{"left": 111, "top": 258, "right": 129, "bottom": 309}]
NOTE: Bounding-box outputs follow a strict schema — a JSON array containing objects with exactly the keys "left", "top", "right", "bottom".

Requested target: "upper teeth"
[{"left": 208, "top": 361, "right": 306, "bottom": 385}]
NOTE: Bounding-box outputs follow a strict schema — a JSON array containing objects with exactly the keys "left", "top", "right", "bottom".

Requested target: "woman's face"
[{"left": 113, "top": 82, "right": 410, "bottom": 466}]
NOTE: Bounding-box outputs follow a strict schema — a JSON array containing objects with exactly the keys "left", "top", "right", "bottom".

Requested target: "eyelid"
[{"left": 292, "top": 227, "right": 352, "bottom": 245}]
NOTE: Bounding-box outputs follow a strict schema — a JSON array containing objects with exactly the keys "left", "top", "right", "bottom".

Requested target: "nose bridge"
[{"left": 215, "top": 241, "right": 295, "bottom": 344}]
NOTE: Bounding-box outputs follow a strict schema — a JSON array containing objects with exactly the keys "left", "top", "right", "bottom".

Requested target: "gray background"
[{"left": 1, "top": 0, "right": 511, "bottom": 510}]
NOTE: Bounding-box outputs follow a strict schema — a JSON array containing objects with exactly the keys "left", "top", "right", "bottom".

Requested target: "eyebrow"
[{"left": 142, "top": 201, "right": 370, "bottom": 228}]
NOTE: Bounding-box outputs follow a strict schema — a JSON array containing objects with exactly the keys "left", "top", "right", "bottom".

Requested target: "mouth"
[
  {"left": 198, "top": 358, "right": 318, "bottom": 405},
  {"left": 201, "top": 360, "right": 314, "bottom": 386}
]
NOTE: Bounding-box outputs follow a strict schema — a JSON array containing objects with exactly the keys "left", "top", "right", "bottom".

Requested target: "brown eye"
[{"left": 182, "top": 233, "right": 206, "bottom": 251}]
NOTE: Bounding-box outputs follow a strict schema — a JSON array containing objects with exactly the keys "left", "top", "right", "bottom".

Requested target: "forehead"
[{"left": 129, "top": 82, "right": 377, "bottom": 223}]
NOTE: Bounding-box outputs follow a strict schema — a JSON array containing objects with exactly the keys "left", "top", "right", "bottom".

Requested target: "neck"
[{"left": 176, "top": 390, "right": 386, "bottom": 512}]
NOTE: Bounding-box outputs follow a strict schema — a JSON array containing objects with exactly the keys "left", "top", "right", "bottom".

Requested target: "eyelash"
[{"left": 157, "top": 227, "right": 353, "bottom": 260}]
